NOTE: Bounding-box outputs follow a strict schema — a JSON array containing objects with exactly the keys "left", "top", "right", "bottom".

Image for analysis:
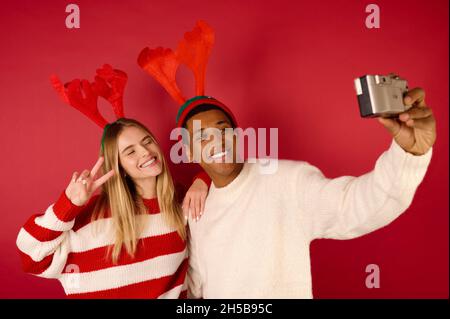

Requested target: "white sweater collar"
[{"left": 209, "top": 161, "right": 252, "bottom": 199}]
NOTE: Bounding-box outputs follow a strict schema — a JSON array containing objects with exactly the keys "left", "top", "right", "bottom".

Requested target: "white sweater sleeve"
[
  {"left": 16, "top": 191, "right": 85, "bottom": 279},
  {"left": 186, "top": 226, "right": 203, "bottom": 298},
  {"left": 297, "top": 139, "right": 433, "bottom": 241}
]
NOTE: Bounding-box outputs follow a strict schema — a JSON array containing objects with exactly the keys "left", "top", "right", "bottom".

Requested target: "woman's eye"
[
  {"left": 145, "top": 140, "right": 152, "bottom": 145},
  {"left": 127, "top": 150, "right": 135, "bottom": 156}
]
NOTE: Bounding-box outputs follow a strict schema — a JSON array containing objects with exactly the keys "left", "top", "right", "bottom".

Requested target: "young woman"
[{"left": 16, "top": 118, "right": 209, "bottom": 298}]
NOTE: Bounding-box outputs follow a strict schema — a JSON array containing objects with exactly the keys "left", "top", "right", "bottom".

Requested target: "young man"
[
  {"left": 181, "top": 89, "right": 435, "bottom": 298},
  {"left": 136, "top": 20, "right": 436, "bottom": 298}
]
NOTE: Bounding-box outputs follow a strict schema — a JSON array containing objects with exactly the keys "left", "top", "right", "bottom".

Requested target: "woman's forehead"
[{"left": 118, "top": 126, "right": 149, "bottom": 145}]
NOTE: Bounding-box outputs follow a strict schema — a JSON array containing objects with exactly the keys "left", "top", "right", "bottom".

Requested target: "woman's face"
[{"left": 117, "top": 126, "right": 163, "bottom": 180}]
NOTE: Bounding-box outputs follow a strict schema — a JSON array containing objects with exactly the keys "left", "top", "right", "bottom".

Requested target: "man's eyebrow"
[
  {"left": 193, "top": 120, "right": 231, "bottom": 135},
  {"left": 193, "top": 127, "right": 204, "bottom": 135},
  {"left": 121, "top": 135, "right": 151, "bottom": 153}
]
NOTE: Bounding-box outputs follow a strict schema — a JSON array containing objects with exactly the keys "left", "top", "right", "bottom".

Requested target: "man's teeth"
[
  {"left": 140, "top": 158, "right": 156, "bottom": 168},
  {"left": 211, "top": 150, "right": 228, "bottom": 159}
]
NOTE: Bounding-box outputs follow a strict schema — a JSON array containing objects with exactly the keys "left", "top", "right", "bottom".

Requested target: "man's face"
[{"left": 185, "top": 109, "right": 240, "bottom": 178}]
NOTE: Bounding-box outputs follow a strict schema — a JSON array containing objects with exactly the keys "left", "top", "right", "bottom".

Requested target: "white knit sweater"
[{"left": 187, "top": 139, "right": 433, "bottom": 298}]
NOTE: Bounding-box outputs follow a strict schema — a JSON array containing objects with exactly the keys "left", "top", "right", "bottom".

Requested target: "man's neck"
[
  {"left": 211, "top": 163, "right": 244, "bottom": 188},
  {"left": 135, "top": 176, "right": 157, "bottom": 199}
]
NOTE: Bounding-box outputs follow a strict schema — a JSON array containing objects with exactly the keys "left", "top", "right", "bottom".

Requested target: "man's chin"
[{"left": 208, "top": 162, "right": 240, "bottom": 177}]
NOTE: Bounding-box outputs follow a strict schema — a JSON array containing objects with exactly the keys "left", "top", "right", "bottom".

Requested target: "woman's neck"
[{"left": 134, "top": 176, "right": 157, "bottom": 199}]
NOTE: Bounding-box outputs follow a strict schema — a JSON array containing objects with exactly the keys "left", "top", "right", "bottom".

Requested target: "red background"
[{"left": 0, "top": 0, "right": 448, "bottom": 298}]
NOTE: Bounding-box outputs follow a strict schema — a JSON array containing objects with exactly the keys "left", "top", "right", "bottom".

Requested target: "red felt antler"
[
  {"left": 94, "top": 64, "right": 126, "bottom": 118},
  {"left": 50, "top": 75, "right": 107, "bottom": 128},
  {"left": 50, "top": 64, "right": 128, "bottom": 128},
  {"left": 137, "top": 46, "right": 186, "bottom": 105},
  {"left": 176, "top": 20, "right": 215, "bottom": 96}
]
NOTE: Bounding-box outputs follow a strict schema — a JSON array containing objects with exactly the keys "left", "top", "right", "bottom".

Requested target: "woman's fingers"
[
  {"left": 189, "top": 198, "right": 196, "bottom": 222},
  {"left": 200, "top": 193, "right": 206, "bottom": 218},
  {"left": 182, "top": 197, "right": 190, "bottom": 219},
  {"left": 77, "top": 170, "right": 90, "bottom": 185},
  {"left": 92, "top": 169, "right": 115, "bottom": 190},
  {"left": 71, "top": 172, "right": 79, "bottom": 183},
  {"left": 194, "top": 196, "right": 201, "bottom": 221},
  {"left": 90, "top": 156, "right": 104, "bottom": 178}
]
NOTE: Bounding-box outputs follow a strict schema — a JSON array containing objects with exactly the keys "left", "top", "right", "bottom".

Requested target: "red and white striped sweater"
[{"left": 16, "top": 191, "right": 189, "bottom": 298}]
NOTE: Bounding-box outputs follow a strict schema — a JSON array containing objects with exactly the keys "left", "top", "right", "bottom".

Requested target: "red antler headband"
[
  {"left": 137, "top": 20, "right": 237, "bottom": 128},
  {"left": 50, "top": 64, "right": 127, "bottom": 150}
]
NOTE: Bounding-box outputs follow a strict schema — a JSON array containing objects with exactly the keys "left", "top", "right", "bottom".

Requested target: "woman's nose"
[{"left": 140, "top": 147, "right": 149, "bottom": 158}]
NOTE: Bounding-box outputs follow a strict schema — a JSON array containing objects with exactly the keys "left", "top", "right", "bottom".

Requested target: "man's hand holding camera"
[{"left": 378, "top": 87, "right": 436, "bottom": 156}]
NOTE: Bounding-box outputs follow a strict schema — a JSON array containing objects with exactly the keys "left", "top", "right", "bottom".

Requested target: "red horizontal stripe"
[
  {"left": 67, "top": 258, "right": 188, "bottom": 299},
  {"left": 179, "top": 290, "right": 188, "bottom": 299},
  {"left": 64, "top": 230, "right": 186, "bottom": 273},
  {"left": 53, "top": 192, "right": 89, "bottom": 222},
  {"left": 22, "top": 215, "right": 63, "bottom": 242},
  {"left": 18, "top": 249, "right": 54, "bottom": 275}
]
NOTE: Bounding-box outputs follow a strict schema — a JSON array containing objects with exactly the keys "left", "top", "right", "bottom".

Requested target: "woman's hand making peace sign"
[{"left": 65, "top": 157, "right": 115, "bottom": 206}]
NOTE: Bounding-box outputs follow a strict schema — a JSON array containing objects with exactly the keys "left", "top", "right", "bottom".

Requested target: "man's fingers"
[
  {"left": 90, "top": 157, "right": 104, "bottom": 177},
  {"left": 399, "top": 106, "right": 433, "bottom": 121},
  {"left": 92, "top": 169, "right": 115, "bottom": 189},
  {"left": 377, "top": 117, "right": 401, "bottom": 137},
  {"left": 405, "top": 116, "right": 436, "bottom": 130},
  {"left": 404, "top": 87, "right": 426, "bottom": 107}
]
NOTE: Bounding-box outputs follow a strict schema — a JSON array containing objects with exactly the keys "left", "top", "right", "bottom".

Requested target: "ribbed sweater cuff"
[
  {"left": 53, "top": 191, "right": 86, "bottom": 222},
  {"left": 388, "top": 139, "right": 433, "bottom": 191}
]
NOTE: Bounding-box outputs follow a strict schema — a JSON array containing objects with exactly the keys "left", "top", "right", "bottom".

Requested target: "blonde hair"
[{"left": 93, "top": 118, "right": 186, "bottom": 264}]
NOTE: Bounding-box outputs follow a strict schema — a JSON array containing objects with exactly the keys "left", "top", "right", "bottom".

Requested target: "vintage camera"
[{"left": 354, "top": 74, "right": 410, "bottom": 118}]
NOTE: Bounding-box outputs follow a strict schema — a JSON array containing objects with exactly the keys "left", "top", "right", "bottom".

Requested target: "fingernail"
[
  {"left": 184, "top": 215, "right": 188, "bottom": 220},
  {"left": 404, "top": 96, "right": 412, "bottom": 104},
  {"left": 400, "top": 113, "right": 409, "bottom": 121}
]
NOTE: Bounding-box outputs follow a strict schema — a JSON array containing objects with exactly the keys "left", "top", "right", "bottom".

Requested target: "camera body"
[{"left": 354, "top": 74, "right": 410, "bottom": 118}]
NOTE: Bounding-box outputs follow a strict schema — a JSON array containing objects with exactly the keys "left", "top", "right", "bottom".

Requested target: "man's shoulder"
[{"left": 245, "top": 158, "right": 319, "bottom": 178}]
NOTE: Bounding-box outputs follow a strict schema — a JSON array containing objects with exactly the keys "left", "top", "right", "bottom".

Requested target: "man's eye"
[{"left": 145, "top": 139, "right": 153, "bottom": 145}]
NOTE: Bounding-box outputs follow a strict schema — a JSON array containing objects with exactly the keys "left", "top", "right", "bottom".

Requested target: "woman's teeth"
[{"left": 140, "top": 157, "right": 156, "bottom": 168}]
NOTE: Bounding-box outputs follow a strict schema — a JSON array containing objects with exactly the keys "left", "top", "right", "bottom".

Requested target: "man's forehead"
[{"left": 188, "top": 110, "right": 230, "bottom": 129}]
